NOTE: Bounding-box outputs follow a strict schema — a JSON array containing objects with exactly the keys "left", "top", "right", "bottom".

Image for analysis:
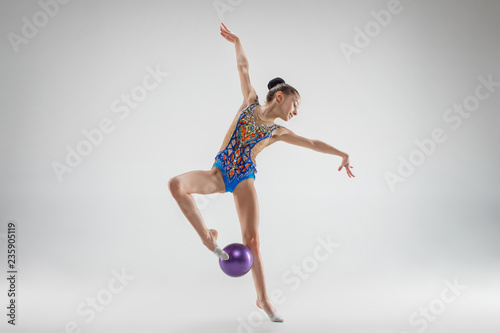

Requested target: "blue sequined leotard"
[{"left": 213, "top": 96, "right": 284, "bottom": 192}]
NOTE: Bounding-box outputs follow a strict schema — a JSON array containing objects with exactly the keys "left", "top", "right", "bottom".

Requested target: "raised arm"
[
  {"left": 220, "top": 23, "right": 257, "bottom": 105},
  {"left": 273, "top": 127, "right": 355, "bottom": 178}
]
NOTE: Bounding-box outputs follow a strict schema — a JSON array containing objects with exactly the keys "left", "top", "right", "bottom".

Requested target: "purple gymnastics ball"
[{"left": 219, "top": 243, "right": 253, "bottom": 277}]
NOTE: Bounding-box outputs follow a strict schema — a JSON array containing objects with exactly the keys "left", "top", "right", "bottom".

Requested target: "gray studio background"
[{"left": 1, "top": 0, "right": 499, "bottom": 332}]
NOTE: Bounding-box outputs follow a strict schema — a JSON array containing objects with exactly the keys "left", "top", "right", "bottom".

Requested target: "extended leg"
[{"left": 232, "top": 178, "right": 278, "bottom": 316}]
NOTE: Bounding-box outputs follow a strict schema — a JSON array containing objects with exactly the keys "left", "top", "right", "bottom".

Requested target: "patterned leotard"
[{"left": 213, "top": 96, "right": 284, "bottom": 192}]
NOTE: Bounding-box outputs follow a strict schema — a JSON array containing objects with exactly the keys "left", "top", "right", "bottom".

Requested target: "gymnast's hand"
[
  {"left": 338, "top": 154, "right": 355, "bottom": 178},
  {"left": 220, "top": 22, "right": 239, "bottom": 43}
]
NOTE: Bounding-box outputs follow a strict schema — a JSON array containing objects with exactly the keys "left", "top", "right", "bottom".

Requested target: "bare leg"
[
  {"left": 232, "top": 178, "right": 277, "bottom": 315},
  {"left": 168, "top": 167, "right": 226, "bottom": 250}
]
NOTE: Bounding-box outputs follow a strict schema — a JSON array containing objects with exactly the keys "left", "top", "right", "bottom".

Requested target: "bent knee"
[
  {"left": 243, "top": 236, "right": 260, "bottom": 252},
  {"left": 168, "top": 177, "right": 183, "bottom": 197}
]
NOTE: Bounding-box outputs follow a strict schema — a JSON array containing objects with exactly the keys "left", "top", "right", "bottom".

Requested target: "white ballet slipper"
[
  {"left": 256, "top": 298, "right": 284, "bottom": 323},
  {"left": 209, "top": 230, "right": 229, "bottom": 260}
]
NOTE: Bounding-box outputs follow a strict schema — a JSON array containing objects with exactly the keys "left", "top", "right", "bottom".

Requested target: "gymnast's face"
[{"left": 280, "top": 92, "right": 300, "bottom": 122}]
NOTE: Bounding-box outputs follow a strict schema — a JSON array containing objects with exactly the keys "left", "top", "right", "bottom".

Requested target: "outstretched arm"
[
  {"left": 274, "top": 127, "right": 355, "bottom": 178},
  {"left": 219, "top": 22, "right": 257, "bottom": 105}
]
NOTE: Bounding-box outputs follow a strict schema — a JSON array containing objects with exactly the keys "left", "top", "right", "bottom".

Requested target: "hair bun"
[{"left": 268, "top": 77, "right": 285, "bottom": 90}]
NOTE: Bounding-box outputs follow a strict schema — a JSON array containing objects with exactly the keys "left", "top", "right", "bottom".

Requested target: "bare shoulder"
[{"left": 268, "top": 124, "right": 289, "bottom": 144}]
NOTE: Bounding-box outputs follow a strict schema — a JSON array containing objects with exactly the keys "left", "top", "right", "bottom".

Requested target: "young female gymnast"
[{"left": 168, "top": 22, "right": 355, "bottom": 323}]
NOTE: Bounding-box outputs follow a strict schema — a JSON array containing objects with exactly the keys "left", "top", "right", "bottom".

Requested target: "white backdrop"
[{"left": 1, "top": 0, "right": 499, "bottom": 332}]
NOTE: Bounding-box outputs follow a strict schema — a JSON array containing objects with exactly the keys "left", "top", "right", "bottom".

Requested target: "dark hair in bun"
[
  {"left": 267, "top": 77, "right": 285, "bottom": 90},
  {"left": 266, "top": 77, "right": 299, "bottom": 103}
]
